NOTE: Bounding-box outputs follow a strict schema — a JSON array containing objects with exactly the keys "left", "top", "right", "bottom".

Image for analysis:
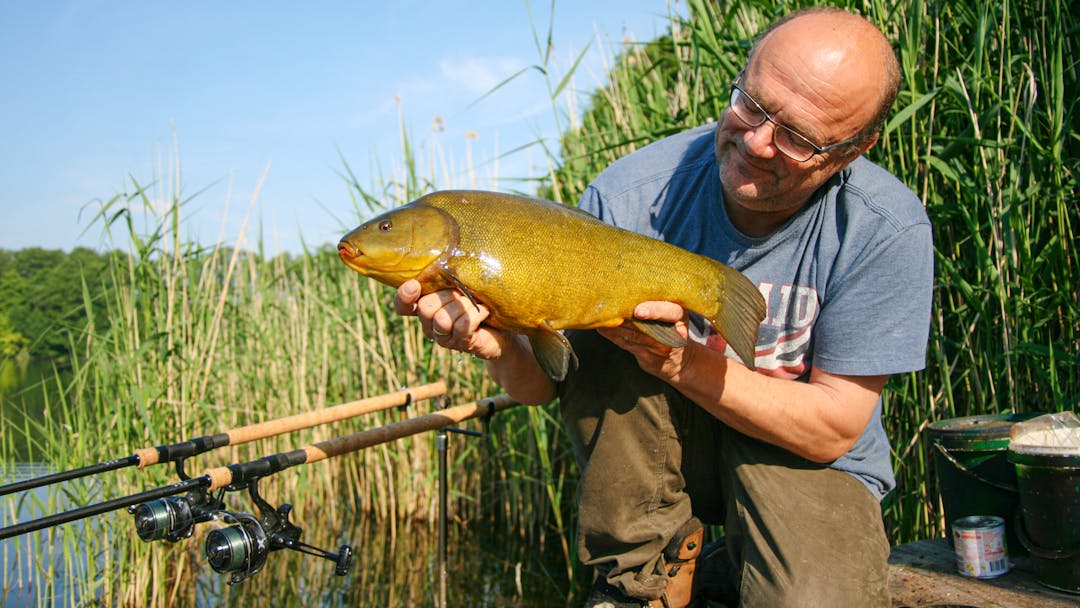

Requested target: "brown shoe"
[{"left": 647, "top": 517, "right": 704, "bottom": 608}]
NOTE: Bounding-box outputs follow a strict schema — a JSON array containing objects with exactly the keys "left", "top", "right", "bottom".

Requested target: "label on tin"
[{"left": 952, "top": 515, "right": 1010, "bottom": 578}]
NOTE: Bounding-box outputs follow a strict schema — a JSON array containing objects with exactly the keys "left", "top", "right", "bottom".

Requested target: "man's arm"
[
  {"left": 394, "top": 280, "right": 557, "bottom": 404},
  {"left": 600, "top": 301, "right": 886, "bottom": 463}
]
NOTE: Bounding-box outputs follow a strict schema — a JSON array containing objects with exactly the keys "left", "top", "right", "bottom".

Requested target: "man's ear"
[{"left": 858, "top": 132, "right": 880, "bottom": 155}]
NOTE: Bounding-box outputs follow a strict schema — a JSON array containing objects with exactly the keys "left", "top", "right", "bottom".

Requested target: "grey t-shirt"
[{"left": 578, "top": 122, "right": 934, "bottom": 498}]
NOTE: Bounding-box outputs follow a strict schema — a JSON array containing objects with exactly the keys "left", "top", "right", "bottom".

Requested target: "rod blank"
[
  {"left": 135, "top": 381, "right": 448, "bottom": 466},
  {"left": 0, "top": 456, "right": 139, "bottom": 498}
]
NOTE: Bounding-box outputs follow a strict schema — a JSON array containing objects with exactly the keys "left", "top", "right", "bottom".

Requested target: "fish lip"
[{"left": 337, "top": 241, "right": 359, "bottom": 260}]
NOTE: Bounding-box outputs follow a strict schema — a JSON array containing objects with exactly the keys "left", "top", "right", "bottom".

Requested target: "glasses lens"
[
  {"left": 730, "top": 87, "right": 765, "bottom": 127},
  {"left": 729, "top": 84, "right": 821, "bottom": 162},
  {"left": 773, "top": 126, "right": 815, "bottom": 162}
]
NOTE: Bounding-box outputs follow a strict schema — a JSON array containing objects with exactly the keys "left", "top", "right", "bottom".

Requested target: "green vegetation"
[
  {"left": 1, "top": 0, "right": 1076, "bottom": 605},
  {"left": 0, "top": 247, "right": 116, "bottom": 359}
]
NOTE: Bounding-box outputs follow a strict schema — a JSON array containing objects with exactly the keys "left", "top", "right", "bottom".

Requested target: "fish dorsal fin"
[
  {"left": 631, "top": 320, "right": 687, "bottom": 348},
  {"left": 528, "top": 325, "right": 578, "bottom": 382}
]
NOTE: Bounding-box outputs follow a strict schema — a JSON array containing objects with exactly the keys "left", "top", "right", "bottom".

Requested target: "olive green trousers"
[{"left": 557, "top": 330, "right": 890, "bottom": 607}]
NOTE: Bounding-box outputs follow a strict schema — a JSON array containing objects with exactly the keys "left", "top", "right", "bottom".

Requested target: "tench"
[{"left": 337, "top": 190, "right": 766, "bottom": 381}]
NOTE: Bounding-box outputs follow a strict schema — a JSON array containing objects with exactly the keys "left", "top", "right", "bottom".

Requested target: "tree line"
[{"left": 0, "top": 247, "right": 119, "bottom": 360}]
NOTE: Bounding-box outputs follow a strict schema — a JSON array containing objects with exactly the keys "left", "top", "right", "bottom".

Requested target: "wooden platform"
[{"left": 889, "top": 539, "right": 1079, "bottom": 607}]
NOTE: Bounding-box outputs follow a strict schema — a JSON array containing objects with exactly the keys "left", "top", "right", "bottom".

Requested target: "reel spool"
[
  {"left": 130, "top": 496, "right": 195, "bottom": 542},
  {"left": 205, "top": 512, "right": 270, "bottom": 584}
]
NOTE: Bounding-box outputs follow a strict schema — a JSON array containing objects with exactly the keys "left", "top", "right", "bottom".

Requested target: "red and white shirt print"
[{"left": 702, "top": 281, "right": 818, "bottom": 379}]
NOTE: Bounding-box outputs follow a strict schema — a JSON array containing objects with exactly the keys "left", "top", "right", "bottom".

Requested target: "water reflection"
[
  {"left": 196, "top": 514, "right": 576, "bottom": 607},
  {"left": 1, "top": 472, "right": 579, "bottom": 607},
  {"left": 1, "top": 358, "right": 69, "bottom": 462},
  {"left": 1, "top": 463, "right": 92, "bottom": 608}
]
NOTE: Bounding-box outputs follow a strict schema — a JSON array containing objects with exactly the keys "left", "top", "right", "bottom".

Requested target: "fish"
[{"left": 337, "top": 190, "right": 766, "bottom": 382}]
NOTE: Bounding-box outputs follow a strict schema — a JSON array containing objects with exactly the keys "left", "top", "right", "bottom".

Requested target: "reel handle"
[{"left": 333, "top": 544, "right": 354, "bottom": 576}]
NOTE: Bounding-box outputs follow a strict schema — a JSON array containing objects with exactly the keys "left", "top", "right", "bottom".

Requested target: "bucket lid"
[
  {"left": 927, "top": 413, "right": 1039, "bottom": 440},
  {"left": 1009, "top": 423, "right": 1080, "bottom": 462}
]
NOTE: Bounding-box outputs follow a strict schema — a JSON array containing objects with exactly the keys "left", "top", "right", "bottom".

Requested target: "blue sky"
[{"left": 0, "top": 1, "right": 678, "bottom": 255}]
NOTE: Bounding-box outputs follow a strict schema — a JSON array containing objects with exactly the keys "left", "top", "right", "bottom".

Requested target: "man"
[{"left": 395, "top": 7, "right": 933, "bottom": 607}]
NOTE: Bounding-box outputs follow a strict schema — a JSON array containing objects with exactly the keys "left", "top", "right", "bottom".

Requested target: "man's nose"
[{"left": 743, "top": 119, "right": 780, "bottom": 158}]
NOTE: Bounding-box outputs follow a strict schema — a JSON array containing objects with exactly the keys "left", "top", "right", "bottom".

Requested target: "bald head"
[{"left": 749, "top": 8, "right": 900, "bottom": 143}]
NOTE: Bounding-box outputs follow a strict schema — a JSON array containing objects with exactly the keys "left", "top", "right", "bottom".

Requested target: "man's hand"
[
  {"left": 394, "top": 280, "right": 507, "bottom": 360},
  {"left": 394, "top": 279, "right": 557, "bottom": 404},
  {"left": 598, "top": 301, "right": 701, "bottom": 383}
]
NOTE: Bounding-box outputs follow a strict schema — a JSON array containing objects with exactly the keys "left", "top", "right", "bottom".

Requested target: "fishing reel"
[
  {"left": 203, "top": 476, "right": 353, "bottom": 585},
  {"left": 129, "top": 487, "right": 226, "bottom": 542},
  {"left": 204, "top": 511, "right": 271, "bottom": 583}
]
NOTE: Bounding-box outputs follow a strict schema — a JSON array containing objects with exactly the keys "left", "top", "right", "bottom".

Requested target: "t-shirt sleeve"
[
  {"left": 578, "top": 185, "right": 603, "bottom": 218},
  {"left": 811, "top": 222, "right": 934, "bottom": 376}
]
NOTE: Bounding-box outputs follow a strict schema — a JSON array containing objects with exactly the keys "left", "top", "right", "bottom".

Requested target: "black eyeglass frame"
[{"left": 727, "top": 82, "right": 863, "bottom": 162}]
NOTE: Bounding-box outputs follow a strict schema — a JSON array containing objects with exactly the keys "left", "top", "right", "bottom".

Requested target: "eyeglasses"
[{"left": 728, "top": 83, "right": 861, "bottom": 162}]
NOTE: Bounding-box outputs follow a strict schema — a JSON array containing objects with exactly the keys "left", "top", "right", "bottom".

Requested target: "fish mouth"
[{"left": 337, "top": 241, "right": 359, "bottom": 261}]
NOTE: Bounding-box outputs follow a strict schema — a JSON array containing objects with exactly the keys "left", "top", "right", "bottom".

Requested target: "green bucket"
[
  {"left": 927, "top": 413, "right": 1036, "bottom": 556},
  {"left": 1009, "top": 446, "right": 1080, "bottom": 593}
]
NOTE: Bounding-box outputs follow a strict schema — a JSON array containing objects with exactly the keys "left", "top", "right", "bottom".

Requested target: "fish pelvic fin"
[
  {"left": 631, "top": 319, "right": 686, "bottom": 348},
  {"left": 528, "top": 325, "right": 579, "bottom": 382},
  {"left": 712, "top": 266, "right": 767, "bottom": 371}
]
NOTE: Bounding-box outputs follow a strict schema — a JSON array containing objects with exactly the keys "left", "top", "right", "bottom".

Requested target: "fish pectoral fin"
[
  {"left": 631, "top": 320, "right": 686, "bottom": 348},
  {"left": 528, "top": 327, "right": 578, "bottom": 382},
  {"left": 439, "top": 269, "right": 482, "bottom": 310}
]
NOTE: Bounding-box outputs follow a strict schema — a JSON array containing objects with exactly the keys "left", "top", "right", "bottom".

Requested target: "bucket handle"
[
  {"left": 933, "top": 443, "right": 1017, "bottom": 493},
  {"left": 1013, "top": 511, "right": 1080, "bottom": 559}
]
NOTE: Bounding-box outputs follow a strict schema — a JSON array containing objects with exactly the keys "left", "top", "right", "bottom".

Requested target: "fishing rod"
[
  {"left": 190, "top": 393, "right": 520, "bottom": 584},
  {"left": 1, "top": 394, "right": 521, "bottom": 585},
  {"left": 0, "top": 381, "right": 447, "bottom": 497}
]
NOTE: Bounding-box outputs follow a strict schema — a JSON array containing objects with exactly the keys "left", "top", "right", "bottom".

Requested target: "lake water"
[
  {"left": 1, "top": 463, "right": 92, "bottom": 608},
  {"left": 1, "top": 357, "right": 67, "bottom": 462}
]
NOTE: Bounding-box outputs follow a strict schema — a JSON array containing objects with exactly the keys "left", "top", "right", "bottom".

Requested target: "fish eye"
[{"left": 378, "top": 220, "right": 392, "bottom": 232}]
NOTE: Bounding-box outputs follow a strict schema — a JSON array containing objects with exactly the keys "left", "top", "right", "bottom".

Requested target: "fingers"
[
  {"left": 633, "top": 301, "right": 686, "bottom": 323},
  {"left": 393, "top": 281, "right": 497, "bottom": 356},
  {"left": 391, "top": 281, "right": 507, "bottom": 360},
  {"left": 600, "top": 323, "right": 671, "bottom": 355},
  {"left": 408, "top": 289, "right": 489, "bottom": 356},
  {"left": 394, "top": 280, "right": 422, "bottom": 316}
]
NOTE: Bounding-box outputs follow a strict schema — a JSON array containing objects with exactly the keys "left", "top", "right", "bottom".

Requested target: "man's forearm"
[
  {"left": 668, "top": 343, "right": 886, "bottom": 463},
  {"left": 486, "top": 333, "right": 558, "bottom": 404}
]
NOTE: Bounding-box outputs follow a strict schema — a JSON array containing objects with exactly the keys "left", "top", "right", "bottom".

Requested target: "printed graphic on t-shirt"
[{"left": 705, "top": 282, "right": 818, "bottom": 379}]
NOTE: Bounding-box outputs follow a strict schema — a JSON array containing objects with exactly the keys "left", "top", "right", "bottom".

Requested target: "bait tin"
[{"left": 952, "top": 515, "right": 1010, "bottom": 578}]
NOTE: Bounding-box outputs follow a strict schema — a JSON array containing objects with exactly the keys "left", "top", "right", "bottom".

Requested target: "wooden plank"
[{"left": 889, "top": 539, "right": 1079, "bottom": 607}]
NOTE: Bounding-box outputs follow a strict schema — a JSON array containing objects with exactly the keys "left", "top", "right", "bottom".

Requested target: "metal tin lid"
[{"left": 928, "top": 413, "right": 1039, "bottom": 440}]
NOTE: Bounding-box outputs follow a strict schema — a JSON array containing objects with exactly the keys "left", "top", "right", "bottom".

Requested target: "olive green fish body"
[{"left": 339, "top": 190, "right": 765, "bottom": 380}]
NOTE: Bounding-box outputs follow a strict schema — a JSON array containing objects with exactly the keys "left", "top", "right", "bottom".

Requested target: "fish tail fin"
[{"left": 711, "top": 266, "right": 766, "bottom": 370}]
